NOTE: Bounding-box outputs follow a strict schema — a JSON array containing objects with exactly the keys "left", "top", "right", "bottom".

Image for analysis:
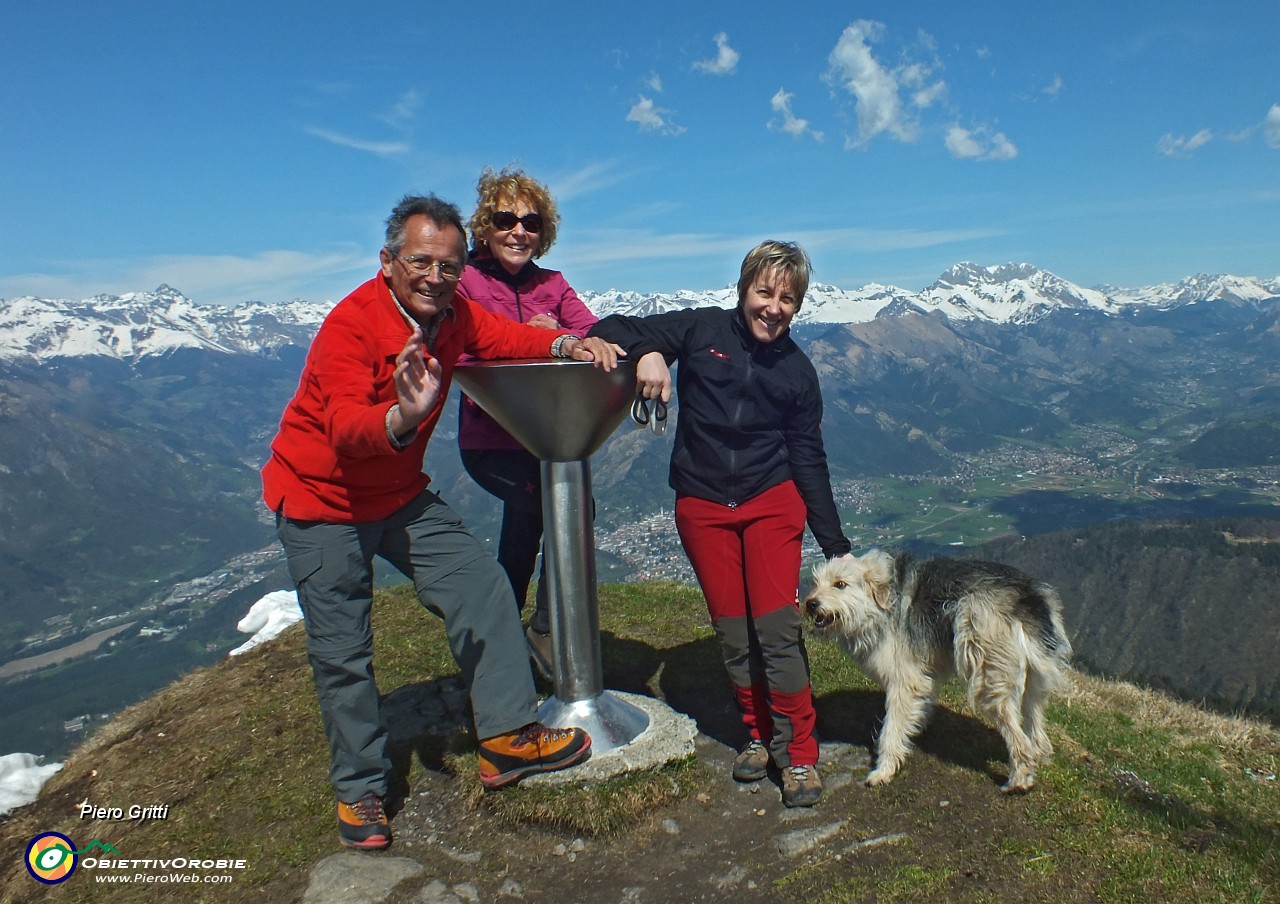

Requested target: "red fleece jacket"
[{"left": 262, "top": 273, "right": 564, "bottom": 523}]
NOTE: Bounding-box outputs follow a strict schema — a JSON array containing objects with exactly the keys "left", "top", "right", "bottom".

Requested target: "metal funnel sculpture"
[{"left": 452, "top": 358, "right": 649, "bottom": 753}]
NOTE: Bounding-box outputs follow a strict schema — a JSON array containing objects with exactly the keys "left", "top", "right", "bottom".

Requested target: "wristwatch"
[{"left": 551, "top": 334, "right": 581, "bottom": 358}]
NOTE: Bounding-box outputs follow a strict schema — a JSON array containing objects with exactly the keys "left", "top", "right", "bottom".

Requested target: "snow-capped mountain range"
[
  {"left": 0, "top": 285, "right": 326, "bottom": 362},
  {"left": 2, "top": 264, "right": 1277, "bottom": 362}
]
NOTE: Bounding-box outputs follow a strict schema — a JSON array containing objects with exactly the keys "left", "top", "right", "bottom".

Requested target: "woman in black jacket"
[{"left": 589, "top": 240, "right": 850, "bottom": 807}]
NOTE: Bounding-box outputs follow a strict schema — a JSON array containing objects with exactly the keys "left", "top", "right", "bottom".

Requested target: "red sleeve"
[
  {"left": 308, "top": 307, "right": 405, "bottom": 459},
  {"left": 455, "top": 295, "right": 564, "bottom": 359}
]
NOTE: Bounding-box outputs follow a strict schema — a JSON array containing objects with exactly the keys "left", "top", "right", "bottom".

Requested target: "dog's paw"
[
  {"left": 864, "top": 767, "right": 897, "bottom": 787},
  {"left": 1001, "top": 768, "right": 1036, "bottom": 794}
]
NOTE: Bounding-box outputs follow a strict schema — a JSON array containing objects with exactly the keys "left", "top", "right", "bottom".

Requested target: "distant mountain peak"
[
  {"left": 935, "top": 261, "right": 1064, "bottom": 287},
  {"left": 912, "top": 262, "right": 1117, "bottom": 323},
  {"left": 1106, "top": 272, "right": 1280, "bottom": 308},
  {"left": 937, "top": 261, "right": 1030, "bottom": 284}
]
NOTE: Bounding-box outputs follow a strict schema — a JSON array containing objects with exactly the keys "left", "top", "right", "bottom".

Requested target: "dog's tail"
[
  {"left": 1022, "top": 583, "right": 1072, "bottom": 692},
  {"left": 1036, "top": 584, "right": 1072, "bottom": 659}
]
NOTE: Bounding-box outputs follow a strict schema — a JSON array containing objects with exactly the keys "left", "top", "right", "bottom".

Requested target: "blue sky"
[{"left": 2, "top": 1, "right": 1277, "bottom": 306}]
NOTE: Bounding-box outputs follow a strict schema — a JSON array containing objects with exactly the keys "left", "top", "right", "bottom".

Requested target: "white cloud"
[
  {"left": 1042, "top": 75, "right": 1065, "bottom": 99},
  {"left": 303, "top": 126, "right": 409, "bottom": 157},
  {"left": 1220, "top": 105, "right": 1280, "bottom": 146},
  {"left": 563, "top": 230, "right": 744, "bottom": 268},
  {"left": 626, "top": 97, "right": 665, "bottom": 130},
  {"left": 1156, "top": 129, "right": 1213, "bottom": 157},
  {"left": 945, "top": 126, "right": 984, "bottom": 158},
  {"left": 824, "top": 20, "right": 1033, "bottom": 160},
  {"left": 768, "top": 88, "right": 824, "bottom": 142},
  {"left": 898, "top": 62, "right": 946, "bottom": 108},
  {"left": 548, "top": 160, "right": 629, "bottom": 200},
  {"left": 382, "top": 90, "right": 421, "bottom": 127},
  {"left": 646, "top": 72, "right": 664, "bottom": 93},
  {"left": 911, "top": 81, "right": 947, "bottom": 108},
  {"left": 626, "top": 96, "right": 685, "bottom": 135},
  {"left": 0, "top": 248, "right": 370, "bottom": 306},
  {"left": 559, "top": 225, "right": 1004, "bottom": 273},
  {"left": 692, "top": 32, "right": 739, "bottom": 75},
  {"left": 825, "top": 20, "right": 950, "bottom": 148},
  {"left": 1265, "top": 104, "right": 1280, "bottom": 149},
  {"left": 946, "top": 125, "right": 1018, "bottom": 161},
  {"left": 989, "top": 133, "right": 1018, "bottom": 160},
  {"left": 135, "top": 250, "right": 368, "bottom": 302}
]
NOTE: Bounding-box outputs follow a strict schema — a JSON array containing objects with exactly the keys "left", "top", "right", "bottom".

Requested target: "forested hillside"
[{"left": 981, "top": 517, "right": 1280, "bottom": 719}]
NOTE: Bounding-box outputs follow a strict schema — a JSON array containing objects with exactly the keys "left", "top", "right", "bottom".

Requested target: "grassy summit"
[{"left": 2, "top": 581, "right": 1277, "bottom": 902}]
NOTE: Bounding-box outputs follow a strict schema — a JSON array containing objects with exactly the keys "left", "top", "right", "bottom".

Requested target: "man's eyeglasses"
[
  {"left": 393, "top": 255, "right": 463, "bottom": 281},
  {"left": 491, "top": 211, "right": 544, "bottom": 233}
]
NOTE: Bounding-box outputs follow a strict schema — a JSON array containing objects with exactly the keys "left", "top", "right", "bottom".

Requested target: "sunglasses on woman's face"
[{"left": 491, "top": 210, "right": 543, "bottom": 233}]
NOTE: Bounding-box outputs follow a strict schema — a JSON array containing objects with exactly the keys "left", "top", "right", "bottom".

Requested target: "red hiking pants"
[{"left": 675, "top": 480, "right": 818, "bottom": 767}]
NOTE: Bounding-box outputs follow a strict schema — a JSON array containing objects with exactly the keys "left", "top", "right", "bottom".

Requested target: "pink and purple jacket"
[{"left": 457, "top": 253, "right": 597, "bottom": 450}]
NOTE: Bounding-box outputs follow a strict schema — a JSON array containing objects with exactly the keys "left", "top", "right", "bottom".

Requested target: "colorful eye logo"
[{"left": 25, "top": 832, "right": 78, "bottom": 884}]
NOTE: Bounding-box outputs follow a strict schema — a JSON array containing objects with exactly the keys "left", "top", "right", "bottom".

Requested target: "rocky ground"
[{"left": 299, "top": 698, "right": 1054, "bottom": 904}]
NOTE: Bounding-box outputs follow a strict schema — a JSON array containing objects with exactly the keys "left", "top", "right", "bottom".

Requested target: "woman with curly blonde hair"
[{"left": 457, "top": 167, "right": 667, "bottom": 676}]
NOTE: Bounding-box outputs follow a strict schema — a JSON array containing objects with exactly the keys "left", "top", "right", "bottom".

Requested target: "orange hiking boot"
[
  {"left": 337, "top": 793, "right": 391, "bottom": 850},
  {"left": 478, "top": 722, "right": 592, "bottom": 790}
]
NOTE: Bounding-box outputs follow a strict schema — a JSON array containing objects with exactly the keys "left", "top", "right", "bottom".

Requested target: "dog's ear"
[
  {"left": 803, "top": 559, "right": 826, "bottom": 593},
  {"left": 862, "top": 549, "right": 895, "bottom": 610}
]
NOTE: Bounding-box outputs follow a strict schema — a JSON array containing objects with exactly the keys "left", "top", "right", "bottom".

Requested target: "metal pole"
[
  {"left": 536, "top": 458, "right": 648, "bottom": 753},
  {"left": 449, "top": 359, "right": 649, "bottom": 754},
  {"left": 540, "top": 459, "right": 602, "bottom": 702}
]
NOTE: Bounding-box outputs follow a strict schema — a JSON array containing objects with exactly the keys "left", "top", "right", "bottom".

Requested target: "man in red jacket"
[{"left": 262, "top": 194, "right": 620, "bottom": 850}]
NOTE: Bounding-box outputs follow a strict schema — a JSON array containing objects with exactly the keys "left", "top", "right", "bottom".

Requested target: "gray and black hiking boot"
[
  {"left": 781, "top": 764, "right": 823, "bottom": 807},
  {"left": 732, "top": 738, "right": 770, "bottom": 782}
]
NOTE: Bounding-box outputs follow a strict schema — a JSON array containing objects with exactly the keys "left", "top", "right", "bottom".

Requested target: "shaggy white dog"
[{"left": 804, "top": 549, "right": 1072, "bottom": 792}]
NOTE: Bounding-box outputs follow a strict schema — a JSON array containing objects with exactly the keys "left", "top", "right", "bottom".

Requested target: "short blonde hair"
[
  {"left": 736, "top": 240, "right": 812, "bottom": 310},
  {"left": 467, "top": 167, "right": 560, "bottom": 258}
]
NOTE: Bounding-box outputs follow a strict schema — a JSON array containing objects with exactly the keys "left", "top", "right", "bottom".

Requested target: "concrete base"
[{"left": 522, "top": 692, "right": 699, "bottom": 787}]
